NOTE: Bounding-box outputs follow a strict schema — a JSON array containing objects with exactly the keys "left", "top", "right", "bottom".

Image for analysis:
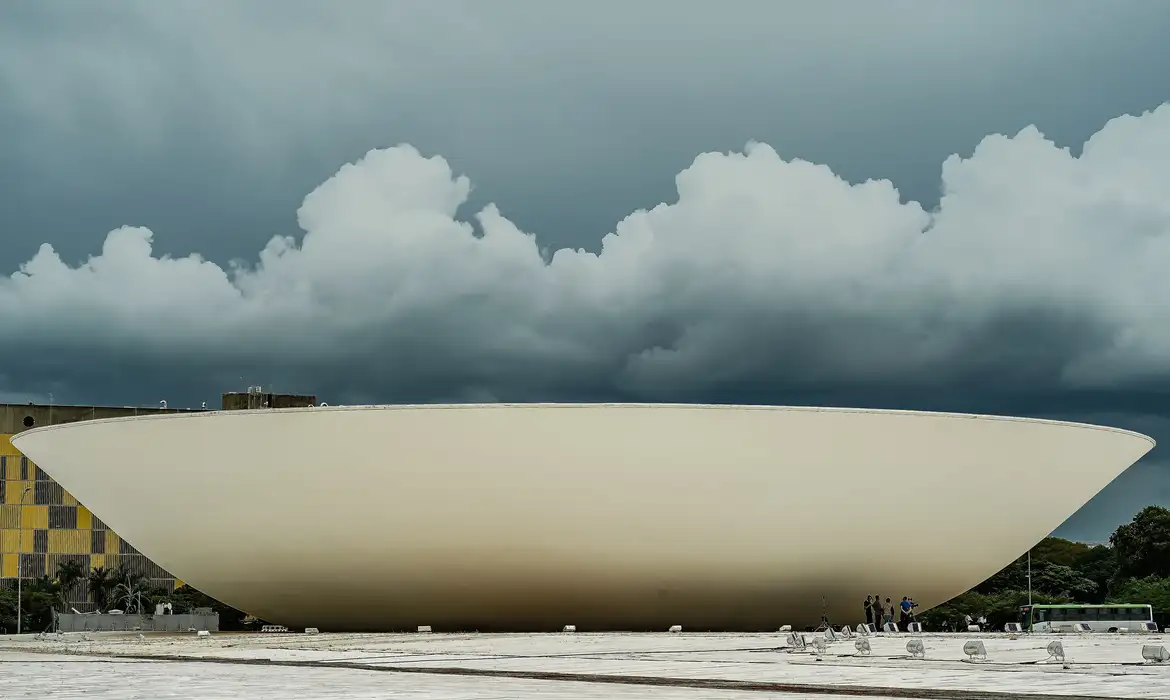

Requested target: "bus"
[{"left": 1019, "top": 604, "right": 1155, "bottom": 633}]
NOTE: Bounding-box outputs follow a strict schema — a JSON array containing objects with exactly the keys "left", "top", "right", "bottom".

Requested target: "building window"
[
  {"left": 19, "top": 553, "right": 45, "bottom": 578},
  {"left": 48, "top": 505, "right": 78, "bottom": 530},
  {"left": 20, "top": 456, "right": 28, "bottom": 481},
  {"left": 34, "top": 481, "right": 64, "bottom": 506}
]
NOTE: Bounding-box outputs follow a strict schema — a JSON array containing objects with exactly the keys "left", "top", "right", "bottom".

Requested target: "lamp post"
[
  {"left": 17, "top": 486, "right": 32, "bottom": 635},
  {"left": 1027, "top": 549, "right": 1033, "bottom": 607}
]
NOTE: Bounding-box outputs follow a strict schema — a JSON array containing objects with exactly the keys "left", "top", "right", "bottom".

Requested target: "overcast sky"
[{"left": 3, "top": 0, "right": 1170, "bottom": 541}]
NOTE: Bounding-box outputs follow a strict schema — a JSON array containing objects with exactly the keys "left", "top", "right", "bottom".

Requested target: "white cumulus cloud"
[{"left": 3, "top": 104, "right": 1170, "bottom": 404}]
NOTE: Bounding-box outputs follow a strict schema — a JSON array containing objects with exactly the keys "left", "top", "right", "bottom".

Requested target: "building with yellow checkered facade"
[{"left": 1, "top": 403, "right": 196, "bottom": 609}]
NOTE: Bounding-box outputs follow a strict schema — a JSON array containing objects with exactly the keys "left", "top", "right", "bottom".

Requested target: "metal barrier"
[{"left": 56, "top": 613, "right": 218, "bottom": 633}]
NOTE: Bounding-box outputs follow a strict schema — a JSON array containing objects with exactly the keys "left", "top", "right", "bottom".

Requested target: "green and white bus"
[{"left": 1019, "top": 604, "right": 1155, "bottom": 633}]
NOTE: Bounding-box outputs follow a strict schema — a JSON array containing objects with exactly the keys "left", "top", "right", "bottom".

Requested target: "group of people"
[{"left": 863, "top": 595, "right": 918, "bottom": 630}]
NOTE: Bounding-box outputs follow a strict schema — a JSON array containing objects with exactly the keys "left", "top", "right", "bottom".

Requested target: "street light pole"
[
  {"left": 1027, "top": 549, "right": 1033, "bottom": 607},
  {"left": 17, "top": 486, "right": 32, "bottom": 635}
]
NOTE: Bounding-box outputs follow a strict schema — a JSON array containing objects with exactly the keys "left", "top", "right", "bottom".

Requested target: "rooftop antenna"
[{"left": 247, "top": 385, "right": 263, "bottom": 409}]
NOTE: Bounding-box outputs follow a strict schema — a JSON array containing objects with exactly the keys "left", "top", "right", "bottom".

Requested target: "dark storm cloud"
[
  {"left": 3, "top": 1, "right": 1170, "bottom": 541},
  {"left": 4, "top": 1, "right": 1170, "bottom": 262},
  {"left": 5, "top": 119, "right": 1170, "bottom": 407}
]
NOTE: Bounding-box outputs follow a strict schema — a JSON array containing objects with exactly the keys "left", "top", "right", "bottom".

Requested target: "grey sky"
[{"left": 2, "top": 0, "right": 1170, "bottom": 541}]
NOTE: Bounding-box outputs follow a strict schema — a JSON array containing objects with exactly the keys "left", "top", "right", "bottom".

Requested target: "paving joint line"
[{"left": 6, "top": 648, "right": 1140, "bottom": 700}]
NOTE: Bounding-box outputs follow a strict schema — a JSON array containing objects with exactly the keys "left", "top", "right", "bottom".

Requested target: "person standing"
[
  {"left": 864, "top": 595, "right": 874, "bottom": 627},
  {"left": 873, "top": 595, "right": 884, "bottom": 629},
  {"left": 883, "top": 598, "right": 894, "bottom": 628},
  {"left": 899, "top": 597, "right": 912, "bottom": 630}
]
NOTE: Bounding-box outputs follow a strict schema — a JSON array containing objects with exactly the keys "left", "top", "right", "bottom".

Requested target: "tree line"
[{"left": 919, "top": 505, "right": 1170, "bottom": 630}]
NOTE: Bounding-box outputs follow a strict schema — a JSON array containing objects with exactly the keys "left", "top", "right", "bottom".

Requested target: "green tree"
[
  {"left": 0, "top": 581, "right": 57, "bottom": 632},
  {"left": 53, "top": 560, "right": 86, "bottom": 612},
  {"left": 1031, "top": 561, "right": 1098, "bottom": 599},
  {"left": 20, "top": 577, "right": 61, "bottom": 632},
  {"left": 0, "top": 586, "right": 17, "bottom": 632},
  {"left": 1071, "top": 545, "right": 1116, "bottom": 603},
  {"left": 1108, "top": 576, "right": 1170, "bottom": 612},
  {"left": 109, "top": 568, "right": 155, "bottom": 614},
  {"left": 1110, "top": 506, "right": 1170, "bottom": 581},
  {"left": 87, "top": 567, "right": 115, "bottom": 613},
  {"left": 919, "top": 590, "right": 1073, "bottom": 631},
  {"left": 1030, "top": 537, "right": 1098, "bottom": 567},
  {"left": 977, "top": 559, "right": 1098, "bottom": 599},
  {"left": 974, "top": 537, "right": 1106, "bottom": 603}
]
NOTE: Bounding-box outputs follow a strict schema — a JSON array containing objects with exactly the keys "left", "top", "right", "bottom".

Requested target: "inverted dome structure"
[{"left": 12, "top": 404, "right": 1153, "bottom": 632}]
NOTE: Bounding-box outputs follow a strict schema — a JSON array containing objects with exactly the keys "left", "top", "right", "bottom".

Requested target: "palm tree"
[
  {"left": 53, "top": 560, "right": 86, "bottom": 612},
  {"left": 87, "top": 567, "right": 113, "bottom": 613},
  {"left": 111, "top": 569, "right": 153, "bottom": 614}
]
